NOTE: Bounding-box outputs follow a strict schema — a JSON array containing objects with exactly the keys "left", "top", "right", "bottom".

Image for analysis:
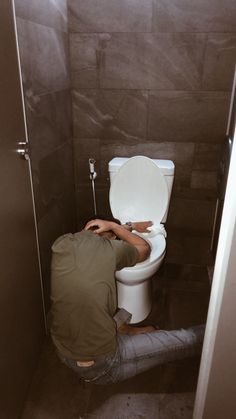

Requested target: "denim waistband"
[{"left": 58, "top": 348, "right": 119, "bottom": 383}]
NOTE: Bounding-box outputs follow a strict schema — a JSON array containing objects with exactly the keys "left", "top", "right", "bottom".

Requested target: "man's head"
[{"left": 84, "top": 214, "right": 121, "bottom": 239}]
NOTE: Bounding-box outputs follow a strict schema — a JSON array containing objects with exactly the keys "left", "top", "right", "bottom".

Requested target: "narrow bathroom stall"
[{"left": 1, "top": 0, "right": 236, "bottom": 418}]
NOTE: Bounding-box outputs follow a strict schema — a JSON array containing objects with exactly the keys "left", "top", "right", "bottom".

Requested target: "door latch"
[{"left": 16, "top": 141, "right": 30, "bottom": 160}]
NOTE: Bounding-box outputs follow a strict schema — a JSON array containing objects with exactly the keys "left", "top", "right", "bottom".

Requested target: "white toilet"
[{"left": 108, "top": 156, "right": 175, "bottom": 323}]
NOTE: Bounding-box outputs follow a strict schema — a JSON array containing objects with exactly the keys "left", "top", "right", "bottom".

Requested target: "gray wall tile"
[
  {"left": 193, "top": 143, "right": 221, "bottom": 171},
  {"left": 26, "top": 90, "right": 72, "bottom": 166},
  {"left": 99, "top": 33, "right": 206, "bottom": 90},
  {"left": 153, "top": 0, "right": 236, "bottom": 32},
  {"left": 17, "top": 18, "right": 70, "bottom": 95},
  {"left": 72, "top": 89, "right": 148, "bottom": 141},
  {"left": 148, "top": 91, "right": 230, "bottom": 142},
  {"left": 15, "top": 0, "right": 67, "bottom": 32},
  {"left": 166, "top": 230, "right": 211, "bottom": 266},
  {"left": 38, "top": 143, "right": 76, "bottom": 307},
  {"left": 76, "top": 184, "right": 110, "bottom": 227},
  {"left": 191, "top": 171, "right": 218, "bottom": 190},
  {"left": 202, "top": 33, "right": 236, "bottom": 90},
  {"left": 167, "top": 198, "right": 216, "bottom": 232},
  {"left": 70, "top": 34, "right": 101, "bottom": 89},
  {"left": 37, "top": 143, "right": 75, "bottom": 217},
  {"left": 68, "top": 0, "right": 152, "bottom": 33},
  {"left": 172, "top": 185, "right": 217, "bottom": 202},
  {"left": 27, "top": 92, "right": 75, "bottom": 230}
]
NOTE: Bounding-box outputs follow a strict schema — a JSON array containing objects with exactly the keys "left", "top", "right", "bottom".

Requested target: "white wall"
[{"left": 193, "top": 125, "right": 236, "bottom": 418}]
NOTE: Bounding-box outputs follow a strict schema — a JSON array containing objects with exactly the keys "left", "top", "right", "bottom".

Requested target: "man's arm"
[
  {"left": 84, "top": 219, "right": 150, "bottom": 263},
  {"left": 123, "top": 221, "right": 153, "bottom": 233}
]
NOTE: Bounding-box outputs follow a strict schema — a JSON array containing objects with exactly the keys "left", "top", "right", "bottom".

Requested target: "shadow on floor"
[{"left": 21, "top": 263, "right": 210, "bottom": 419}]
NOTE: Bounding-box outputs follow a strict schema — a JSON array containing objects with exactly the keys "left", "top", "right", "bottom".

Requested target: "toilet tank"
[{"left": 108, "top": 157, "right": 175, "bottom": 223}]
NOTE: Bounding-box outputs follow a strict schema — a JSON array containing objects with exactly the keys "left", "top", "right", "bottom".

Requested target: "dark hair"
[
  {"left": 83, "top": 213, "right": 121, "bottom": 228},
  {"left": 83, "top": 214, "right": 121, "bottom": 239}
]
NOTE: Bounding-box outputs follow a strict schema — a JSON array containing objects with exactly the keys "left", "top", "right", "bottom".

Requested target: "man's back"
[{"left": 50, "top": 230, "right": 137, "bottom": 360}]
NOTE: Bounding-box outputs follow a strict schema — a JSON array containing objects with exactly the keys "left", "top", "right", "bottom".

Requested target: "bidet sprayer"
[
  {"left": 88, "top": 158, "right": 97, "bottom": 214},
  {"left": 89, "top": 158, "right": 97, "bottom": 180}
]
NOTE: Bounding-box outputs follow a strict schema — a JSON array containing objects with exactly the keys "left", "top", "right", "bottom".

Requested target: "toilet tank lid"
[{"left": 109, "top": 157, "right": 174, "bottom": 176}]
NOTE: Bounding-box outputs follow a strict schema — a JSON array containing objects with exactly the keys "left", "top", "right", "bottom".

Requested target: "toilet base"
[{"left": 116, "top": 279, "right": 152, "bottom": 324}]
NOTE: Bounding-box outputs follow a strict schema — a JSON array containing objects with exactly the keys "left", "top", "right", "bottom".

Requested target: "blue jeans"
[{"left": 59, "top": 325, "right": 205, "bottom": 385}]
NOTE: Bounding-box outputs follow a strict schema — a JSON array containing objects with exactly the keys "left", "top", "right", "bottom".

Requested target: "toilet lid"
[{"left": 109, "top": 156, "right": 169, "bottom": 224}]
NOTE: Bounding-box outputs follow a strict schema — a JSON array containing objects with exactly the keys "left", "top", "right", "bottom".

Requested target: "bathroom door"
[{"left": 0, "top": 1, "right": 45, "bottom": 418}]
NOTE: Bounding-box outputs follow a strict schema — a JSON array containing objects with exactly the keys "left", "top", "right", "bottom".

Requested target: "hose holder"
[{"left": 89, "top": 158, "right": 97, "bottom": 180}]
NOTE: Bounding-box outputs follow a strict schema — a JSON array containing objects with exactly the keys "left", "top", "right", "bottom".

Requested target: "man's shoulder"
[
  {"left": 51, "top": 230, "right": 93, "bottom": 252},
  {"left": 110, "top": 239, "right": 138, "bottom": 270},
  {"left": 110, "top": 239, "right": 135, "bottom": 251}
]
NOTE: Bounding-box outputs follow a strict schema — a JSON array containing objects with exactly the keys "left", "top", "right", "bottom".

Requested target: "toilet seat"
[
  {"left": 115, "top": 234, "right": 166, "bottom": 285},
  {"left": 109, "top": 156, "right": 169, "bottom": 225}
]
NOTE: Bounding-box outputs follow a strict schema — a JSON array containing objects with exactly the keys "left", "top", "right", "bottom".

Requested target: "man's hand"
[
  {"left": 131, "top": 221, "right": 153, "bottom": 233},
  {"left": 85, "top": 219, "right": 114, "bottom": 234}
]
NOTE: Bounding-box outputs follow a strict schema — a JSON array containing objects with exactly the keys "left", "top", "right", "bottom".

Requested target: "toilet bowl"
[
  {"left": 116, "top": 233, "right": 166, "bottom": 323},
  {"left": 115, "top": 233, "right": 166, "bottom": 284},
  {"left": 109, "top": 156, "right": 175, "bottom": 323}
]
